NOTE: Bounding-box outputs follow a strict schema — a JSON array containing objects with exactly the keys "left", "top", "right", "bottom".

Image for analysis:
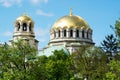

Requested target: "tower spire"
[
  {"left": 70, "top": 7, "right": 73, "bottom": 16},
  {"left": 22, "top": 10, "right": 27, "bottom": 16}
]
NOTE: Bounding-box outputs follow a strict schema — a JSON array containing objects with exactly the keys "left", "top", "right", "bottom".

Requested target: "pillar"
[
  {"left": 73, "top": 29, "right": 76, "bottom": 38},
  {"left": 66, "top": 29, "right": 69, "bottom": 38}
]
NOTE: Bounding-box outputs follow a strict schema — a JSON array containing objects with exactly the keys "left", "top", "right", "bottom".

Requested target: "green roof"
[{"left": 38, "top": 46, "right": 70, "bottom": 57}]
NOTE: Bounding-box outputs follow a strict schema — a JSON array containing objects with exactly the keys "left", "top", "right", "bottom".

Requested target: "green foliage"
[
  {"left": 105, "top": 59, "right": 120, "bottom": 80},
  {"left": 1, "top": 40, "right": 120, "bottom": 80},
  {"left": 101, "top": 34, "right": 119, "bottom": 57},
  {"left": 104, "top": 18, "right": 120, "bottom": 80},
  {"left": 46, "top": 50, "right": 73, "bottom": 80},
  {"left": 0, "top": 43, "right": 73, "bottom": 80},
  {"left": 72, "top": 45, "right": 108, "bottom": 80},
  {"left": 0, "top": 40, "right": 37, "bottom": 80},
  {"left": 29, "top": 55, "right": 48, "bottom": 80},
  {"left": 115, "top": 18, "right": 120, "bottom": 55},
  {"left": 115, "top": 18, "right": 120, "bottom": 38}
]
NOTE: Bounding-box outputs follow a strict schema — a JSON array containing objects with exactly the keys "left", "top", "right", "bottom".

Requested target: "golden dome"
[
  {"left": 16, "top": 13, "right": 33, "bottom": 22},
  {"left": 52, "top": 14, "right": 90, "bottom": 30}
]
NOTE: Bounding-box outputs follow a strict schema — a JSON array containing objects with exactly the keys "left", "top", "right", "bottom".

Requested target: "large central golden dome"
[{"left": 52, "top": 13, "right": 90, "bottom": 30}]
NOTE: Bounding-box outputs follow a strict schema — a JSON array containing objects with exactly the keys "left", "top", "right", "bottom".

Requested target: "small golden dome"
[
  {"left": 16, "top": 13, "right": 33, "bottom": 22},
  {"left": 52, "top": 15, "right": 90, "bottom": 30}
]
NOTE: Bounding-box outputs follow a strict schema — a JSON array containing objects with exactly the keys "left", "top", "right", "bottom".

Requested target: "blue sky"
[{"left": 0, "top": 0, "right": 120, "bottom": 49}]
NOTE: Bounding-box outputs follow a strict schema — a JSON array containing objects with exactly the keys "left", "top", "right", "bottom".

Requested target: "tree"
[
  {"left": 101, "top": 34, "right": 119, "bottom": 57},
  {"left": 29, "top": 55, "right": 49, "bottom": 80},
  {"left": 0, "top": 41, "right": 75, "bottom": 80},
  {"left": 105, "top": 59, "right": 120, "bottom": 80},
  {"left": 104, "top": 18, "right": 120, "bottom": 80},
  {"left": 0, "top": 40, "right": 37, "bottom": 80},
  {"left": 45, "top": 50, "right": 74, "bottom": 80},
  {"left": 115, "top": 18, "right": 120, "bottom": 56},
  {"left": 72, "top": 45, "right": 108, "bottom": 80},
  {"left": 115, "top": 18, "right": 120, "bottom": 38}
]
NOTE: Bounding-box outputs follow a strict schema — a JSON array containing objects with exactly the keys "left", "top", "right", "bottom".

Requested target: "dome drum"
[
  {"left": 14, "top": 20, "right": 34, "bottom": 27},
  {"left": 50, "top": 28, "right": 93, "bottom": 40},
  {"left": 14, "top": 14, "right": 34, "bottom": 34}
]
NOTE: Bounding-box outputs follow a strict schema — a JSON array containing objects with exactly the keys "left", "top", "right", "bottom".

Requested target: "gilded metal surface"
[
  {"left": 16, "top": 13, "right": 32, "bottom": 21},
  {"left": 52, "top": 15, "right": 90, "bottom": 29}
]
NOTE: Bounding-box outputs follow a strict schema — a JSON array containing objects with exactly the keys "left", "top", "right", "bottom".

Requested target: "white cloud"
[
  {"left": 2, "top": 1, "right": 11, "bottom": 7},
  {"left": 38, "top": 39, "right": 46, "bottom": 42},
  {"left": 4, "top": 31, "right": 12, "bottom": 36},
  {"left": 35, "top": 27, "right": 49, "bottom": 37},
  {"left": 35, "top": 27, "right": 50, "bottom": 45},
  {"left": 0, "top": 0, "right": 49, "bottom": 7},
  {"left": 30, "top": 0, "right": 48, "bottom": 5},
  {"left": 0, "top": 0, "right": 22, "bottom": 7},
  {"left": 36, "top": 9, "right": 54, "bottom": 17}
]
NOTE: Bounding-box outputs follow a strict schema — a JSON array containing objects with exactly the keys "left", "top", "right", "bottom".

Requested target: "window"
[
  {"left": 17, "top": 23, "right": 20, "bottom": 31},
  {"left": 58, "top": 30, "right": 61, "bottom": 37},
  {"left": 70, "top": 29, "right": 73, "bottom": 37},
  {"left": 29, "top": 23, "right": 32, "bottom": 31},
  {"left": 76, "top": 29, "right": 79, "bottom": 38},
  {"left": 82, "top": 30, "right": 84, "bottom": 38},
  {"left": 23, "top": 23, "right": 27, "bottom": 31},
  {"left": 87, "top": 31, "right": 89, "bottom": 39},
  {"left": 64, "top": 30, "right": 66, "bottom": 37}
]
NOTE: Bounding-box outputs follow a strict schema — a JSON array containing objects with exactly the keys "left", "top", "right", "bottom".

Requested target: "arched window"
[
  {"left": 76, "top": 29, "right": 79, "bottom": 38},
  {"left": 82, "top": 30, "right": 85, "bottom": 38},
  {"left": 17, "top": 23, "right": 20, "bottom": 31},
  {"left": 70, "top": 29, "right": 73, "bottom": 37},
  {"left": 87, "top": 31, "right": 89, "bottom": 39},
  {"left": 23, "top": 23, "right": 27, "bottom": 31},
  {"left": 54, "top": 31, "right": 56, "bottom": 38},
  {"left": 29, "top": 23, "right": 32, "bottom": 31},
  {"left": 58, "top": 30, "right": 61, "bottom": 37},
  {"left": 64, "top": 29, "right": 66, "bottom": 37}
]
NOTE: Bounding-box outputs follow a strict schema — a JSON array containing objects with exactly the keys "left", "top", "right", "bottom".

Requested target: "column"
[
  {"left": 79, "top": 30, "right": 82, "bottom": 38},
  {"left": 61, "top": 30, "right": 63, "bottom": 38},
  {"left": 54, "top": 31, "right": 56, "bottom": 39},
  {"left": 31, "top": 27, "right": 34, "bottom": 33},
  {"left": 84, "top": 31, "right": 87, "bottom": 39},
  {"left": 27, "top": 23, "right": 29, "bottom": 32},
  {"left": 66, "top": 29, "right": 69, "bottom": 38},
  {"left": 56, "top": 31, "right": 58, "bottom": 38},
  {"left": 90, "top": 33, "right": 92, "bottom": 40},
  {"left": 20, "top": 22, "right": 23, "bottom": 32},
  {"left": 73, "top": 29, "right": 76, "bottom": 38},
  {"left": 52, "top": 32, "right": 54, "bottom": 39}
]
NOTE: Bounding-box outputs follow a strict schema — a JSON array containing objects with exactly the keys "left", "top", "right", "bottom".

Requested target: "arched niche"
[
  {"left": 17, "top": 23, "right": 20, "bottom": 31},
  {"left": 63, "top": 29, "right": 67, "bottom": 37},
  {"left": 76, "top": 29, "right": 79, "bottom": 38},
  {"left": 70, "top": 29, "right": 73, "bottom": 37},
  {"left": 58, "top": 30, "right": 61, "bottom": 37},
  {"left": 82, "top": 30, "right": 85, "bottom": 38},
  {"left": 29, "top": 23, "right": 32, "bottom": 31},
  {"left": 23, "top": 23, "right": 27, "bottom": 31}
]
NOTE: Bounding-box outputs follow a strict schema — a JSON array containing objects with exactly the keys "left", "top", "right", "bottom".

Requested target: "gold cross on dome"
[
  {"left": 23, "top": 10, "right": 27, "bottom": 16},
  {"left": 70, "top": 7, "right": 73, "bottom": 16}
]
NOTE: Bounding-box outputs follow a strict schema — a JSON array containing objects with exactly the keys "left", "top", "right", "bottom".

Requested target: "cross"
[
  {"left": 23, "top": 10, "right": 27, "bottom": 16},
  {"left": 70, "top": 7, "right": 73, "bottom": 16}
]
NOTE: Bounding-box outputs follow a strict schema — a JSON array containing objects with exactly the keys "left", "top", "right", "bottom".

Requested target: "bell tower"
[{"left": 10, "top": 13, "right": 39, "bottom": 49}]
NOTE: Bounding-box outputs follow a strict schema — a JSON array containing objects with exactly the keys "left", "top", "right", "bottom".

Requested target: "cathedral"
[{"left": 10, "top": 10, "right": 94, "bottom": 56}]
